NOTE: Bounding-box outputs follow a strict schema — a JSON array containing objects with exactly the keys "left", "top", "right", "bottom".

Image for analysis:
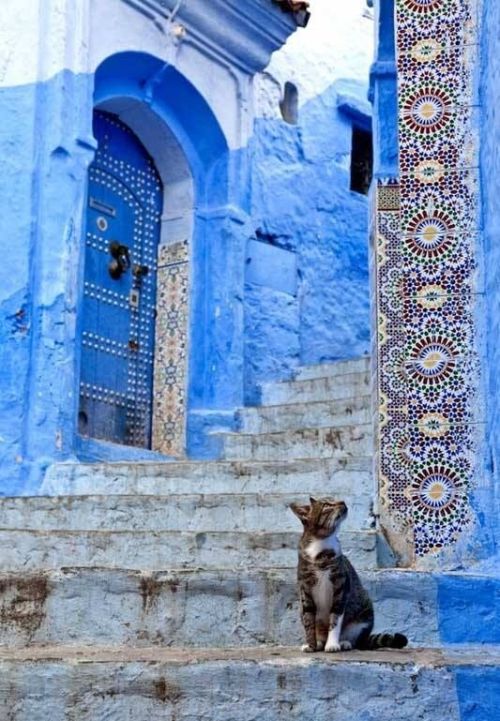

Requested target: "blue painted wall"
[
  {"left": 480, "top": 0, "right": 500, "bottom": 560},
  {"left": 245, "top": 79, "right": 372, "bottom": 401},
  {"left": 437, "top": 573, "right": 500, "bottom": 645},
  {"left": 456, "top": 667, "right": 500, "bottom": 721},
  {"left": 0, "top": 72, "right": 95, "bottom": 495},
  {"left": 0, "top": 53, "right": 248, "bottom": 489},
  {"left": 0, "top": 84, "right": 37, "bottom": 486},
  {"left": 0, "top": 62, "right": 375, "bottom": 481}
]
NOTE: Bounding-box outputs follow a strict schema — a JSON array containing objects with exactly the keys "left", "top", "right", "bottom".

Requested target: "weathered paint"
[
  {"left": 3, "top": 646, "right": 496, "bottom": 721},
  {"left": 0, "top": 567, "right": 440, "bottom": 648}
]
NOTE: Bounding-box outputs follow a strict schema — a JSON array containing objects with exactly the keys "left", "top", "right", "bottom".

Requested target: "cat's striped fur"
[{"left": 290, "top": 497, "right": 408, "bottom": 653}]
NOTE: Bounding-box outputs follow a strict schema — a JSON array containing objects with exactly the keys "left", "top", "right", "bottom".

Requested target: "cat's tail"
[{"left": 361, "top": 632, "right": 408, "bottom": 650}]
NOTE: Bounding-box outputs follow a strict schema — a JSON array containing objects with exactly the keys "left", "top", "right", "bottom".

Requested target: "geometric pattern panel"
[
  {"left": 152, "top": 240, "right": 190, "bottom": 457},
  {"left": 375, "top": 0, "right": 481, "bottom": 562}
]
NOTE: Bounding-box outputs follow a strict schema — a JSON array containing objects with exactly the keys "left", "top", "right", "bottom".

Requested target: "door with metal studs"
[{"left": 78, "top": 110, "right": 162, "bottom": 448}]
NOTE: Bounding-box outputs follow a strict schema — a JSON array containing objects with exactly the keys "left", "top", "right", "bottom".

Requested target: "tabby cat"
[{"left": 290, "top": 497, "right": 408, "bottom": 653}]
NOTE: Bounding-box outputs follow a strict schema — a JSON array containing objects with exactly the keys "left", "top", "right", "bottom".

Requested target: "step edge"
[
  {"left": 238, "top": 394, "right": 372, "bottom": 415},
  {"left": 213, "top": 422, "right": 373, "bottom": 440},
  {"left": 1, "top": 644, "right": 497, "bottom": 668},
  {"left": 0, "top": 490, "right": 376, "bottom": 503},
  {"left": 261, "top": 369, "right": 371, "bottom": 390},
  {"left": 0, "top": 524, "right": 375, "bottom": 534}
]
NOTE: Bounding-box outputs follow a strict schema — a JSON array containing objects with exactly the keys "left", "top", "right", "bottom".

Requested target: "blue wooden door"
[{"left": 79, "top": 111, "right": 162, "bottom": 448}]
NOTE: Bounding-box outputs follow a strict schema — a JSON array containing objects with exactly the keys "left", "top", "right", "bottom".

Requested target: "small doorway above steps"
[
  {"left": 79, "top": 111, "right": 162, "bottom": 450},
  {"left": 75, "top": 52, "right": 240, "bottom": 466},
  {"left": 78, "top": 98, "right": 194, "bottom": 462}
]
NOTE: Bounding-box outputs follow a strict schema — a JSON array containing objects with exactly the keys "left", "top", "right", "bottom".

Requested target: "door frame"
[{"left": 74, "top": 51, "right": 247, "bottom": 463}]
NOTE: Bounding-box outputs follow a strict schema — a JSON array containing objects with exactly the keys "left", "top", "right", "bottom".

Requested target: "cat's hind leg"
[{"left": 340, "top": 621, "right": 372, "bottom": 650}]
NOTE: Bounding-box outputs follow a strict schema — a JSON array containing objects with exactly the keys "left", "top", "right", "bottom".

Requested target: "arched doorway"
[
  {"left": 76, "top": 51, "right": 240, "bottom": 463},
  {"left": 78, "top": 110, "right": 163, "bottom": 448}
]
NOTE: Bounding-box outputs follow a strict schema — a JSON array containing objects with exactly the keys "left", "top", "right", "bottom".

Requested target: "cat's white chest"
[
  {"left": 305, "top": 534, "right": 341, "bottom": 621},
  {"left": 312, "top": 569, "right": 334, "bottom": 621}
]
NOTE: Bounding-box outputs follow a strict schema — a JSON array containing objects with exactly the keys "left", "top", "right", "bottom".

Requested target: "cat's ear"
[
  {"left": 290, "top": 502, "right": 310, "bottom": 526},
  {"left": 309, "top": 496, "right": 318, "bottom": 506}
]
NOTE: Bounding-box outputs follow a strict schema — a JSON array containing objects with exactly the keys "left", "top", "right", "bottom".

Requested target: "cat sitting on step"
[{"left": 290, "top": 497, "right": 408, "bottom": 653}]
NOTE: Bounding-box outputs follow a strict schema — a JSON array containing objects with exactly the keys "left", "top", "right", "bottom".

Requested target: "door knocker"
[{"left": 108, "top": 242, "right": 131, "bottom": 280}]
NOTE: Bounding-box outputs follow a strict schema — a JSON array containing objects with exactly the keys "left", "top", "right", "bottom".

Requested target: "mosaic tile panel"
[
  {"left": 375, "top": 0, "right": 481, "bottom": 562},
  {"left": 152, "top": 240, "right": 189, "bottom": 457}
]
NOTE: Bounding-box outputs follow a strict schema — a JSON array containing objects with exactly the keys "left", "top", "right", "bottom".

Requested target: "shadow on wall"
[{"left": 244, "top": 78, "right": 372, "bottom": 403}]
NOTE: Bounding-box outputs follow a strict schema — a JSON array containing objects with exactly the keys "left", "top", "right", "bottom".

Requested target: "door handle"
[
  {"left": 133, "top": 264, "right": 149, "bottom": 279},
  {"left": 108, "top": 242, "right": 131, "bottom": 280}
]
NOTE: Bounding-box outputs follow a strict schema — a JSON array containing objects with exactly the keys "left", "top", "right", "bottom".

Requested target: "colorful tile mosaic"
[
  {"left": 374, "top": 0, "right": 481, "bottom": 562},
  {"left": 152, "top": 240, "right": 190, "bottom": 457}
]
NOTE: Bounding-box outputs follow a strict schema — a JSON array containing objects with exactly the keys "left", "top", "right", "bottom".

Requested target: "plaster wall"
[
  {"left": 1, "top": 0, "right": 285, "bottom": 151},
  {"left": 245, "top": 0, "right": 374, "bottom": 399},
  {"left": 0, "top": 0, "right": 298, "bottom": 490},
  {"left": 480, "top": 0, "right": 500, "bottom": 559}
]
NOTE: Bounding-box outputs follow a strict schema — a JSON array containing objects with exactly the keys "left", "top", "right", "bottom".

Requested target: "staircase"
[{"left": 0, "top": 358, "right": 498, "bottom": 719}]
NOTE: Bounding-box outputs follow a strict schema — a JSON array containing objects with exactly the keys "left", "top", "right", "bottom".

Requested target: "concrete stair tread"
[
  {"left": 242, "top": 394, "right": 371, "bottom": 413},
  {"left": 219, "top": 424, "right": 373, "bottom": 461},
  {"left": 260, "top": 369, "right": 370, "bottom": 406},
  {"left": 2, "top": 644, "right": 496, "bottom": 721},
  {"left": 264, "top": 370, "right": 370, "bottom": 391},
  {"left": 293, "top": 356, "right": 370, "bottom": 381},
  {"left": 48, "top": 458, "right": 371, "bottom": 477},
  {"left": 42, "top": 457, "right": 373, "bottom": 495},
  {"left": 237, "top": 395, "right": 371, "bottom": 433},
  {"left": 2, "top": 643, "right": 498, "bottom": 666},
  {"left": 0, "top": 527, "right": 375, "bottom": 537},
  {"left": 0, "top": 492, "right": 374, "bottom": 532},
  {"left": 0, "top": 528, "right": 378, "bottom": 571},
  {"left": 2, "top": 566, "right": 497, "bottom": 649}
]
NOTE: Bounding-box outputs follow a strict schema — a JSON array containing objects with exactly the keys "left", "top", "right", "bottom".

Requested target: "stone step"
[
  {"left": 0, "top": 492, "right": 374, "bottom": 532},
  {"left": 260, "top": 370, "right": 370, "bottom": 405},
  {"left": 236, "top": 395, "right": 371, "bottom": 434},
  {"left": 294, "top": 356, "right": 370, "bottom": 381},
  {"left": 1, "top": 645, "right": 497, "bottom": 721},
  {"left": 0, "top": 528, "right": 377, "bottom": 571},
  {"left": 219, "top": 424, "right": 373, "bottom": 462},
  {"left": 42, "top": 457, "right": 373, "bottom": 496},
  {"left": 0, "top": 567, "right": 443, "bottom": 648}
]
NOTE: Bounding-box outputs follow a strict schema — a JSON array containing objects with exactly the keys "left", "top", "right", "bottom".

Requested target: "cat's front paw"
[
  {"left": 301, "top": 644, "right": 316, "bottom": 653},
  {"left": 340, "top": 640, "right": 352, "bottom": 651},
  {"left": 324, "top": 641, "right": 342, "bottom": 653}
]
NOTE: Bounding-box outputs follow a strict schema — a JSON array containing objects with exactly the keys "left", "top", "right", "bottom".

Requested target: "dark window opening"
[
  {"left": 350, "top": 126, "right": 373, "bottom": 195},
  {"left": 280, "top": 82, "right": 299, "bottom": 125}
]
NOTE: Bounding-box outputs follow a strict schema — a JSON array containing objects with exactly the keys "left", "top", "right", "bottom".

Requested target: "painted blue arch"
[
  {"left": 91, "top": 52, "right": 248, "bottom": 458},
  {"left": 93, "top": 51, "right": 229, "bottom": 206}
]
